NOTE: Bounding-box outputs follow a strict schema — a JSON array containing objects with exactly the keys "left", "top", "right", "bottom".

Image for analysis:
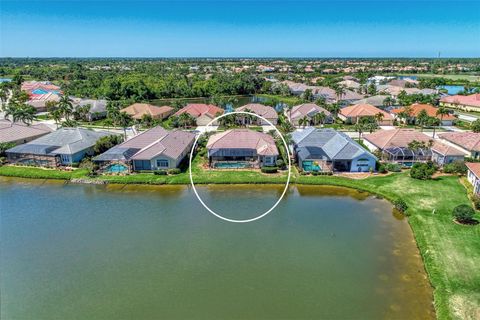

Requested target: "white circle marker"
[{"left": 188, "top": 111, "right": 292, "bottom": 223}]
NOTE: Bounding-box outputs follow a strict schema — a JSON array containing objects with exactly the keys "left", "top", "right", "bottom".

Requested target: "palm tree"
[
  {"left": 417, "top": 109, "right": 429, "bottom": 132},
  {"left": 313, "top": 111, "right": 326, "bottom": 126},
  {"left": 436, "top": 106, "right": 450, "bottom": 128},
  {"left": 51, "top": 108, "right": 63, "bottom": 129},
  {"left": 57, "top": 95, "right": 74, "bottom": 120},
  {"left": 10, "top": 104, "right": 37, "bottom": 125},
  {"left": 285, "top": 104, "right": 293, "bottom": 124},
  {"left": 0, "top": 85, "right": 9, "bottom": 109},
  {"left": 354, "top": 123, "right": 364, "bottom": 140},
  {"left": 299, "top": 116, "right": 309, "bottom": 128},
  {"left": 334, "top": 84, "right": 346, "bottom": 102},
  {"left": 374, "top": 112, "right": 384, "bottom": 125},
  {"left": 383, "top": 97, "right": 396, "bottom": 108},
  {"left": 141, "top": 113, "right": 154, "bottom": 128},
  {"left": 117, "top": 112, "right": 133, "bottom": 139},
  {"left": 327, "top": 103, "right": 341, "bottom": 118}
]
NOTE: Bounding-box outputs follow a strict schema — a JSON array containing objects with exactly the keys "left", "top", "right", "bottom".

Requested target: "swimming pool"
[
  {"left": 32, "top": 89, "right": 49, "bottom": 94},
  {"left": 106, "top": 164, "right": 128, "bottom": 173},
  {"left": 214, "top": 162, "right": 251, "bottom": 169}
]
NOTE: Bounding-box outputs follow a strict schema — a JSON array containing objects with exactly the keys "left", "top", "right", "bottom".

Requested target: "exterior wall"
[
  {"left": 467, "top": 170, "right": 480, "bottom": 195},
  {"left": 440, "top": 101, "right": 480, "bottom": 113},
  {"left": 439, "top": 139, "right": 479, "bottom": 159},
  {"left": 362, "top": 139, "right": 379, "bottom": 153},
  {"left": 349, "top": 154, "right": 377, "bottom": 172},
  {"left": 149, "top": 156, "right": 175, "bottom": 170},
  {"left": 432, "top": 151, "right": 465, "bottom": 166}
]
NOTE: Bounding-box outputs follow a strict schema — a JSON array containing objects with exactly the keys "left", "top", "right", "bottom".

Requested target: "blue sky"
[{"left": 0, "top": 0, "right": 479, "bottom": 57}]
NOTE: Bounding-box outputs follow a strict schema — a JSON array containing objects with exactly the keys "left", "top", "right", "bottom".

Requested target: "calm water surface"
[{"left": 0, "top": 178, "right": 434, "bottom": 319}]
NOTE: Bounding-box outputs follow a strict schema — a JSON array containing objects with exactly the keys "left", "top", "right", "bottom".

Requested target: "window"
[
  {"left": 156, "top": 159, "right": 169, "bottom": 168},
  {"left": 61, "top": 154, "right": 70, "bottom": 164}
]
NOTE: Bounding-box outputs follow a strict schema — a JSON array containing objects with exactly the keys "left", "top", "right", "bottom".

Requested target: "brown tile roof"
[
  {"left": 207, "top": 129, "right": 278, "bottom": 156},
  {"left": 440, "top": 93, "right": 480, "bottom": 108},
  {"left": 121, "top": 103, "right": 174, "bottom": 120},
  {"left": 439, "top": 132, "right": 480, "bottom": 152},
  {"left": 0, "top": 120, "right": 53, "bottom": 143},
  {"left": 174, "top": 104, "right": 224, "bottom": 119},
  {"left": 364, "top": 129, "right": 431, "bottom": 149},
  {"left": 391, "top": 103, "right": 456, "bottom": 120},
  {"left": 236, "top": 104, "right": 278, "bottom": 120},
  {"left": 431, "top": 141, "right": 465, "bottom": 156},
  {"left": 466, "top": 162, "right": 480, "bottom": 178},
  {"left": 340, "top": 103, "right": 393, "bottom": 119}
]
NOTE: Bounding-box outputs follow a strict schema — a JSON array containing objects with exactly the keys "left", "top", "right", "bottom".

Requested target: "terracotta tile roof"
[
  {"left": 391, "top": 103, "right": 456, "bottom": 120},
  {"left": 440, "top": 93, "right": 480, "bottom": 108},
  {"left": 120, "top": 103, "right": 173, "bottom": 120},
  {"left": 439, "top": 132, "right": 480, "bottom": 152},
  {"left": 207, "top": 129, "right": 278, "bottom": 156},
  {"left": 364, "top": 129, "right": 431, "bottom": 149},
  {"left": 0, "top": 120, "right": 53, "bottom": 143},
  {"left": 340, "top": 104, "right": 393, "bottom": 119},
  {"left": 236, "top": 103, "right": 278, "bottom": 120},
  {"left": 174, "top": 104, "right": 224, "bottom": 119},
  {"left": 431, "top": 141, "right": 465, "bottom": 156},
  {"left": 466, "top": 162, "right": 480, "bottom": 178}
]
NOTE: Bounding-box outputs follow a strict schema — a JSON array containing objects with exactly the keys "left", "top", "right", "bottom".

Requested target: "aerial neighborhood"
[{"left": 0, "top": 59, "right": 480, "bottom": 195}]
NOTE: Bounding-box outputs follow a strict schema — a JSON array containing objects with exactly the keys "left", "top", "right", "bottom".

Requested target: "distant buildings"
[
  {"left": 291, "top": 128, "right": 376, "bottom": 172},
  {"left": 94, "top": 126, "right": 195, "bottom": 171},
  {"left": 71, "top": 97, "right": 108, "bottom": 121},
  {"left": 6, "top": 127, "right": 112, "bottom": 166},
  {"left": 174, "top": 104, "right": 224, "bottom": 126},
  {"left": 22, "top": 81, "right": 62, "bottom": 112},
  {"left": 0, "top": 120, "right": 52, "bottom": 145},
  {"left": 207, "top": 129, "right": 278, "bottom": 168},
  {"left": 121, "top": 103, "right": 174, "bottom": 120},
  {"left": 440, "top": 93, "right": 480, "bottom": 112}
]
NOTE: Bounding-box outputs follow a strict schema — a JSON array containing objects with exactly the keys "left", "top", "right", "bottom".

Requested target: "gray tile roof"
[
  {"left": 71, "top": 97, "right": 108, "bottom": 114},
  {"left": 0, "top": 120, "right": 52, "bottom": 143},
  {"left": 292, "top": 128, "right": 376, "bottom": 161},
  {"left": 7, "top": 127, "right": 112, "bottom": 155}
]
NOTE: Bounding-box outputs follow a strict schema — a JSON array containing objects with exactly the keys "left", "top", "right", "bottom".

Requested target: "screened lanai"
[{"left": 381, "top": 147, "right": 432, "bottom": 165}]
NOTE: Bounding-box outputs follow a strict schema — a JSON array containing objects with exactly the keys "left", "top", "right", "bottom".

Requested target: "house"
[
  {"left": 291, "top": 128, "right": 376, "bottom": 172},
  {"left": 206, "top": 129, "right": 278, "bottom": 168},
  {"left": 440, "top": 93, "right": 480, "bottom": 112},
  {"left": 376, "top": 85, "right": 436, "bottom": 97},
  {"left": 120, "top": 103, "right": 174, "bottom": 120},
  {"left": 390, "top": 103, "right": 456, "bottom": 126},
  {"left": 282, "top": 80, "right": 363, "bottom": 103},
  {"left": 27, "top": 92, "right": 61, "bottom": 112},
  {"left": 0, "top": 120, "right": 53, "bottom": 145},
  {"left": 466, "top": 163, "right": 480, "bottom": 194},
  {"left": 286, "top": 103, "right": 333, "bottom": 126},
  {"left": 71, "top": 97, "right": 108, "bottom": 121},
  {"left": 174, "top": 104, "right": 224, "bottom": 126},
  {"left": 236, "top": 103, "right": 278, "bottom": 125},
  {"left": 431, "top": 141, "right": 466, "bottom": 166},
  {"left": 363, "top": 129, "right": 432, "bottom": 165},
  {"left": 6, "top": 127, "right": 112, "bottom": 167},
  {"left": 94, "top": 126, "right": 195, "bottom": 171},
  {"left": 21, "top": 81, "right": 61, "bottom": 95},
  {"left": 339, "top": 104, "right": 394, "bottom": 125},
  {"left": 438, "top": 132, "right": 480, "bottom": 159},
  {"left": 338, "top": 79, "right": 361, "bottom": 89}
]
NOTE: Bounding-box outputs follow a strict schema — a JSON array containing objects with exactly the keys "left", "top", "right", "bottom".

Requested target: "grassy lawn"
[
  {"left": 256, "top": 94, "right": 302, "bottom": 106},
  {"left": 0, "top": 166, "right": 89, "bottom": 180},
  {"left": 1, "top": 164, "right": 479, "bottom": 319}
]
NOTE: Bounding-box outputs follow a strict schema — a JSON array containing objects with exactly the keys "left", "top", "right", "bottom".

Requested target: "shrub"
[
  {"left": 378, "top": 164, "right": 388, "bottom": 174},
  {"left": 443, "top": 161, "right": 467, "bottom": 175},
  {"left": 410, "top": 162, "right": 436, "bottom": 180},
  {"left": 154, "top": 170, "right": 167, "bottom": 175},
  {"left": 312, "top": 171, "right": 319, "bottom": 176},
  {"left": 276, "top": 159, "right": 285, "bottom": 168},
  {"left": 0, "top": 142, "right": 15, "bottom": 157},
  {"left": 261, "top": 166, "right": 278, "bottom": 173},
  {"left": 393, "top": 199, "right": 408, "bottom": 213},
  {"left": 472, "top": 195, "right": 480, "bottom": 210},
  {"left": 386, "top": 163, "right": 401, "bottom": 172},
  {"left": 93, "top": 135, "right": 123, "bottom": 155},
  {"left": 452, "top": 204, "right": 475, "bottom": 224},
  {"left": 168, "top": 168, "right": 181, "bottom": 175}
]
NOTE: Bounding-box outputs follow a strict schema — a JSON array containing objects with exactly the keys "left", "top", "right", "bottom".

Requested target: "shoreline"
[{"left": 1, "top": 169, "right": 479, "bottom": 319}]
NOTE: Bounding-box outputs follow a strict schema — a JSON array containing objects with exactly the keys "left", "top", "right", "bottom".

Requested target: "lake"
[{"left": 0, "top": 178, "right": 434, "bottom": 319}]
